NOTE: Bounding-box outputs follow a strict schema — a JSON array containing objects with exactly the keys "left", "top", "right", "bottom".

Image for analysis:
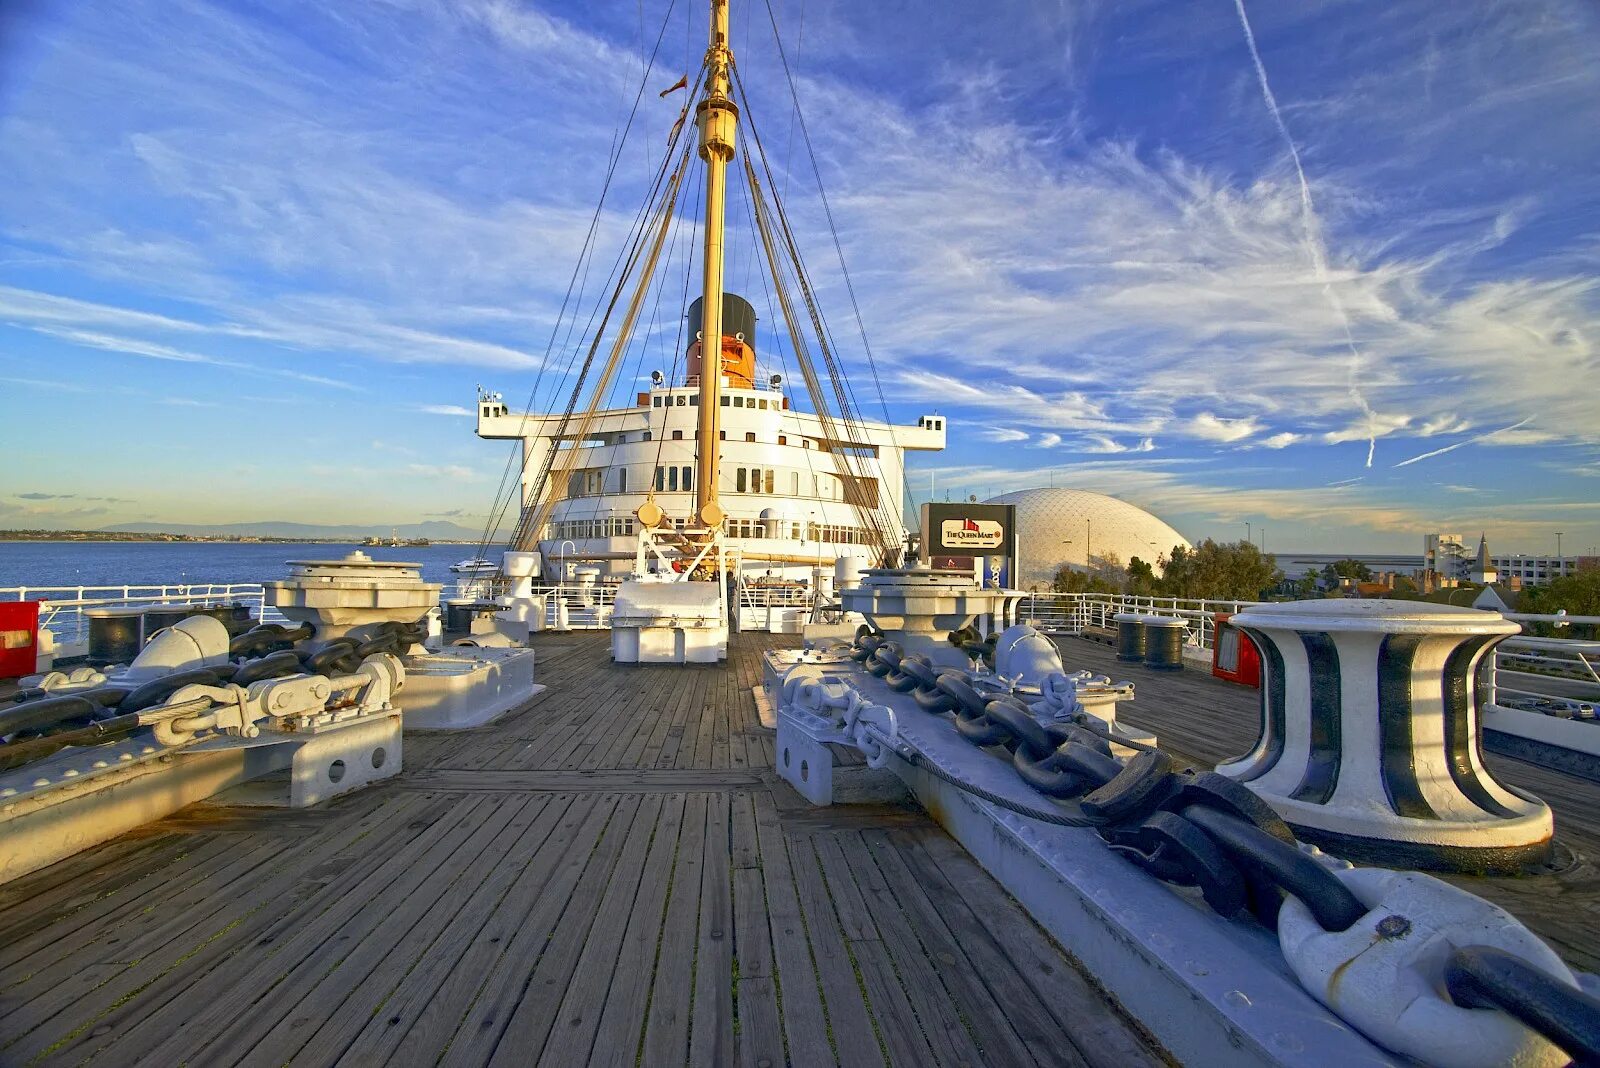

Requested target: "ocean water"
[{"left": 0, "top": 540, "right": 484, "bottom": 592}]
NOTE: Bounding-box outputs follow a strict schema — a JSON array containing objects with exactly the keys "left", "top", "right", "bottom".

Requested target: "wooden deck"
[
  {"left": 0, "top": 633, "right": 1164, "bottom": 1068},
  {"left": 1065, "top": 636, "right": 1600, "bottom": 973}
]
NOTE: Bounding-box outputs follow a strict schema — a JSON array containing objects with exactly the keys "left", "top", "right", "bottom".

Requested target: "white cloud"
[
  {"left": 406, "top": 463, "right": 481, "bottom": 481},
  {"left": 415, "top": 404, "right": 473, "bottom": 416},
  {"left": 1258, "top": 432, "right": 1301, "bottom": 449},
  {"left": 1030, "top": 433, "right": 1063, "bottom": 449},
  {"left": 977, "top": 426, "right": 1029, "bottom": 443},
  {"left": 1188, "top": 412, "right": 1261, "bottom": 443},
  {"left": 1324, "top": 411, "right": 1410, "bottom": 445},
  {"left": 1079, "top": 434, "right": 1157, "bottom": 454},
  {"left": 1418, "top": 414, "right": 1471, "bottom": 437},
  {"left": 29, "top": 325, "right": 356, "bottom": 390}
]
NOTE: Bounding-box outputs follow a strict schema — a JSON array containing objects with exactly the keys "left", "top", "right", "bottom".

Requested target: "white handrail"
[{"left": 0, "top": 583, "right": 282, "bottom": 648}]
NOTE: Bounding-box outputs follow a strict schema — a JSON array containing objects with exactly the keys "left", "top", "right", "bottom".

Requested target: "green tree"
[
  {"left": 1126, "top": 555, "right": 1158, "bottom": 596},
  {"left": 1520, "top": 568, "right": 1600, "bottom": 638},
  {"left": 1321, "top": 558, "right": 1373, "bottom": 585},
  {"left": 1052, "top": 561, "right": 1121, "bottom": 595},
  {"left": 1157, "top": 539, "right": 1284, "bottom": 600},
  {"left": 1293, "top": 568, "right": 1320, "bottom": 599}
]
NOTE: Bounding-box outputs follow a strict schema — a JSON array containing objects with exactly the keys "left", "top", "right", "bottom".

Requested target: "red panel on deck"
[
  {"left": 1211, "top": 612, "right": 1261, "bottom": 687},
  {"left": 0, "top": 601, "right": 40, "bottom": 680}
]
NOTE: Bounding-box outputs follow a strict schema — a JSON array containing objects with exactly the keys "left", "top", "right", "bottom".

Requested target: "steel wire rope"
[
  {"left": 472, "top": 0, "right": 686, "bottom": 560},
  {"left": 733, "top": 149, "right": 824, "bottom": 557},
  {"left": 518, "top": 142, "right": 695, "bottom": 551},
  {"left": 732, "top": 67, "right": 906, "bottom": 558},
  {"left": 738, "top": 145, "right": 900, "bottom": 560},
  {"left": 758, "top": 0, "right": 903, "bottom": 465},
  {"left": 732, "top": 57, "right": 906, "bottom": 550},
  {"left": 647, "top": 169, "right": 702, "bottom": 507},
  {"left": 741, "top": 159, "right": 889, "bottom": 557},
  {"left": 508, "top": 117, "right": 698, "bottom": 550},
  {"left": 576, "top": 156, "right": 697, "bottom": 557}
]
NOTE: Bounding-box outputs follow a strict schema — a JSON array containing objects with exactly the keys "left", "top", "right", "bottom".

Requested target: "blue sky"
[{"left": 1, "top": 0, "right": 1597, "bottom": 554}]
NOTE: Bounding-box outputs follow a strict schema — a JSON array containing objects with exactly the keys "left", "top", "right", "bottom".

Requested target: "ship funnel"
[{"left": 687, "top": 293, "right": 757, "bottom": 388}]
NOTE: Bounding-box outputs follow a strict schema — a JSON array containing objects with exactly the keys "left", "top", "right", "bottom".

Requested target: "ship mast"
[{"left": 693, "top": 0, "right": 737, "bottom": 533}]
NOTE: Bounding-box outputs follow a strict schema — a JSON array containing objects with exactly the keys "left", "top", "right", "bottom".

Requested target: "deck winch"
[{"left": 1, "top": 612, "right": 412, "bottom": 883}]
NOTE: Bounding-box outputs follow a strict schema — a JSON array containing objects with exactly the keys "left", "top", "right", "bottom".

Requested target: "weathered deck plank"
[{"left": 0, "top": 632, "right": 1166, "bottom": 1066}]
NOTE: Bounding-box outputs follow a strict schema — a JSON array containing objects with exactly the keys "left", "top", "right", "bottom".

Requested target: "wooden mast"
[{"left": 692, "top": 0, "right": 737, "bottom": 533}]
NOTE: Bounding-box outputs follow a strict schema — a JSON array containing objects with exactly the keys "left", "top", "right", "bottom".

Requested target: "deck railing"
[
  {"left": 0, "top": 583, "right": 286, "bottom": 651},
  {"left": 1013, "top": 592, "right": 1255, "bottom": 652},
  {"left": 1020, "top": 591, "right": 1600, "bottom": 719}
]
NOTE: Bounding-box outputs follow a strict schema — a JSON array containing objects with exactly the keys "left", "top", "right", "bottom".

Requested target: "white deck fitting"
[
  {"left": 610, "top": 577, "right": 727, "bottom": 664},
  {"left": 0, "top": 712, "right": 402, "bottom": 886},
  {"left": 263, "top": 551, "right": 441, "bottom": 641},
  {"left": 1217, "top": 600, "right": 1551, "bottom": 867},
  {"left": 399, "top": 647, "right": 542, "bottom": 730}
]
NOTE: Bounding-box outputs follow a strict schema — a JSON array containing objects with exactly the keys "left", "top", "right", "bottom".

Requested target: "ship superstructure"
[
  {"left": 475, "top": 330, "right": 946, "bottom": 582},
  {"left": 469, "top": 0, "right": 952, "bottom": 661}
]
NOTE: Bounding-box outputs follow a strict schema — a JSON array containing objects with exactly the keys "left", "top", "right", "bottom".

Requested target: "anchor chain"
[{"left": 843, "top": 629, "right": 1600, "bottom": 1068}]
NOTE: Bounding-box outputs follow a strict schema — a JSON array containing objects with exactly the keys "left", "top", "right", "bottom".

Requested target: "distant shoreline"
[{"left": 0, "top": 531, "right": 478, "bottom": 545}]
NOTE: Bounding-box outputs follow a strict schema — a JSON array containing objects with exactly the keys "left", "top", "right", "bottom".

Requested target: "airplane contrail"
[
  {"left": 1233, "top": 0, "right": 1379, "bottom": 467},
  {"left": 1391, "top": 417, "right": 1534, "bottom": 468}
]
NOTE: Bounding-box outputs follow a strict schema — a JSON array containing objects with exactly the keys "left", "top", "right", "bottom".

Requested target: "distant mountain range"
[{"left": 101, "top": 520, "right": 485, "bottom": 541}]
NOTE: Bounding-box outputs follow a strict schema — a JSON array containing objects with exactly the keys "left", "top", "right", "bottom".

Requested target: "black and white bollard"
[{"left": 1216, "top": 600, "right": 1552, "bottom": 874}]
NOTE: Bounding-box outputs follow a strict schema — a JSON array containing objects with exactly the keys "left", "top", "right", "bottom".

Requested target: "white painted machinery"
[
  {"left": 1217, "top": 599, "right": 1551, "bottom": 873},
  {"left": 1, "top": 613, "right": 406, "bottom": 885}
]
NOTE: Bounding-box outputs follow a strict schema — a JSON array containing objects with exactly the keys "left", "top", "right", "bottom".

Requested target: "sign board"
[{"left": 919, "top": 503, "right": 1016, "bottom": 561}]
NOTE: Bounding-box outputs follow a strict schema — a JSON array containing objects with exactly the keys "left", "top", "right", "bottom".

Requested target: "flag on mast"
[{"left": 659, "top": 74, "right": 688, "bottom": 97}]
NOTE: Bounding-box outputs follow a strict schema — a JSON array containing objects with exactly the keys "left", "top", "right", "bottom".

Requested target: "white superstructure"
[{"left": 476, "top": 380, "right": 945, "bottom": 582}]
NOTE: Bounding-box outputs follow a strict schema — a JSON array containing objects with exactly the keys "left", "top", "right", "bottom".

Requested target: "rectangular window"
[
  {"left": 654, "top": 466, "right": 665, "bottom": 491},
  {"left": 764, "top": 470, "right": 774, "bottom": 494},
  {"left": 721, "top": 395, "right": 730, "bottom": 406},
  {"left": 681, "top": 466, "right": 692, "bottom": 490},
  {"left": 745, "top": 432, "right": 756, "bottom": 443},
  {"left": 618, "top": 469, "right": 627, "bottom": 493},
  {"left": 653, "top": 396, "right": 662, "bottom": 407},
  {"left": 668, "top": 467, "right": 678, "bottom": 491},
  {"left": 690, "top": 395, "right": 699, "bottom": 405},
  {"left": 790, "top": 471, "right": 799, "bottom": 494},
  {"left": 736, "top": 468, "right": 747, "bottom": 493},
  {"left": 672, "top": 429, "right": 683, "bottom": 440},
  {"left": 778, "top": 435, "right": 786, "bottom": 445}
]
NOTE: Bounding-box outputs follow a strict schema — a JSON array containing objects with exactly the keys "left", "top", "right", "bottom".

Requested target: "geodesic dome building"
[{"left": 982, "top": 487, "right": 1191, "bottom": 588}]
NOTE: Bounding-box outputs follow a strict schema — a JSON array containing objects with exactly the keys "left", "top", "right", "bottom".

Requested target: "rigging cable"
[
  {"left": 758, "top": 0, "right": 902, "bottom": 468},
  {"left": 515, "top": 136, "right": 696, "bottom": 551},
  {"left": 472, "top": 0, "right": 686, "bottom": 562},
  {"left": 734, "top": 65, "right": 907, "bottom": 559}
]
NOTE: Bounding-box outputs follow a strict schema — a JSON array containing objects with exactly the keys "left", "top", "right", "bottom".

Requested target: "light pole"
[
  {"left": 1246, "top": 521, "right": 1252, "bottom": 544},
  {"left": 1556, "top": 531, "right": 1564, "bottom": 563}
]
